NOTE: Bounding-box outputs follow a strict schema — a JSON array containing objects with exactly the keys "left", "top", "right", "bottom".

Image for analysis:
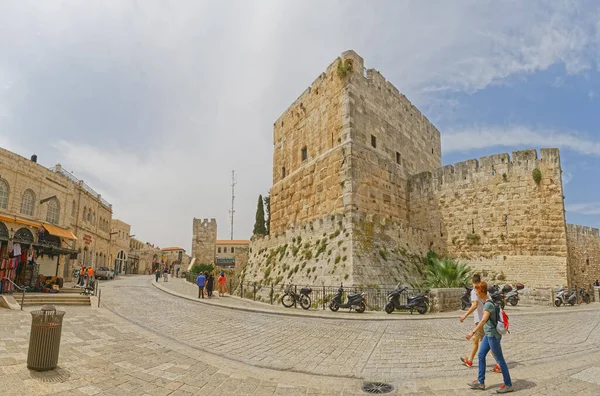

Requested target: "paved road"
[{"left": 101, "top": 276, "right": 600, "bottom": 385}]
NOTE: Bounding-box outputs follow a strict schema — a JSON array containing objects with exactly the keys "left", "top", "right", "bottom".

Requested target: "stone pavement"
[{"left": 1, "top": 275, "right": 600, "bottom": 395}]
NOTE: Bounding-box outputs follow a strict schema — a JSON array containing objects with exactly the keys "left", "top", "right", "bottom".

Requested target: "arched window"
[
  {"left": 72, "top": 201, "right": 76, "bottom": 216},
  {"left": 87, "top": 209, "right": 92, "bottom": 222},
  {"left": 21, "top": 189, "right": 35, "bottom": 216},
  {"left": 0, "top": 179, "right": 8, "bottom": 209},
  {"left": 83, "top": 206, "right": 87, "bottom": 221},
  {"left": 46, "top": 198, "right": 60, "bottom": 224}
]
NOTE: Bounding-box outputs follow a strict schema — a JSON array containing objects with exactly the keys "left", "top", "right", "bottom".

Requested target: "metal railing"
[
  {"left": 184, "top": 274, "right": 421, "bottom": 311},
  {"left": 0, "top": 277, "right": 25, "bottom": 310}
]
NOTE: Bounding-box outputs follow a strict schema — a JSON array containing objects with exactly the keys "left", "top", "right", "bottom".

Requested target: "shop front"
[{"left": 0, "top": 216, "right": 77, "bottom": 294}]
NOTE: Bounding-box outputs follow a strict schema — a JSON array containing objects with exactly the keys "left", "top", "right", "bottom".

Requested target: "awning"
[
  {"left": 0, "top": 215, "right": 40, "bottom": 228},
  {"left": 42, "top": 224, "right": 78, "bottom": 240}
]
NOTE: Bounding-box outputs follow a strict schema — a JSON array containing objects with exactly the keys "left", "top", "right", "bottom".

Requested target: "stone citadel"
[{"left": 240, "top": 50, "right": 598, "bottom": 291}]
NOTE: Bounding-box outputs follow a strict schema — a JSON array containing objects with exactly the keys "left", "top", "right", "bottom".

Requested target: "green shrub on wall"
[{"left": 532, "top": 168, "right": 542, "bottom": 184}]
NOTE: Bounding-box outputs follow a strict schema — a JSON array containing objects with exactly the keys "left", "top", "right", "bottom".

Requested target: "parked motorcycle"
[
  {"left": 502, "top": 283, "right": 524, "bottom": 306},
  {"left": 281, "top": 285, "right": 312, "bottom": 310},
  {"left": 579, "top": 288, "right": 591, "bottom": 304},
  {"left": 488, "top": 284, "right": 506, "bottom": 309},
  {"left": 329, "top": 285, "right": 367, "bottom": 313},
  {"left": 461, "top": 286, "right": 473, "bottom": 311},
  {"left": 385, "top": 285, "right": 429, "bottom": 314},
  {"left": 554, "top": 287, "right": 576, "bottom": 307}
]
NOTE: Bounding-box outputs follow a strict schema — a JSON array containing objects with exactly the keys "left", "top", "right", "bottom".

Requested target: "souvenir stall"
[
  {"left": 0, "top": 221, "right": 78, "bottom": 294},
  {"left": 0, "top": 226, "right": 36, "bottom": 293}
]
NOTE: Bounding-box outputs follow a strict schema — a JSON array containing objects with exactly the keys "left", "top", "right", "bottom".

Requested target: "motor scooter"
[
  {"left": 579, "top": 288, "right": 591, "bottom": 304},
  {"left": 554, "top": 287, "right": 576, "bottom": 307},
  {"left": 384, "top": 285, "right": 429, "bottom": 314},
  {"left": 503, "top": 282, "right": 524, "bottom": 306},
  {"left": 461, "top": 286, "right": 472, "bottom": 311},
  {"left": 329, "top": 285, "right": 367, "bottom": 313},
  {"left": 488, "top": 284, "right": 506, "bottom": 309}
]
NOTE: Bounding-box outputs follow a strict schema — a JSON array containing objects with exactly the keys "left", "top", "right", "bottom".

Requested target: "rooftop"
[
  {"left": 161, "top": 247, "right": 186, "bottom": 252},
  {"left": 216, "top": 240, "right": 250, "bottom": 245}
]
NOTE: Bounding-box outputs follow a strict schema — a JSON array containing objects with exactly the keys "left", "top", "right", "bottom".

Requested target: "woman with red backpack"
[{"left": 466, "top": 281, "right": 513, "bottom": 393}]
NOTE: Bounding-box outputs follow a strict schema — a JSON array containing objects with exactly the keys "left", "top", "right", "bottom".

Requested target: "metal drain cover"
[{"left": 361, "top": 382, "right": 395, "bottom": 394}]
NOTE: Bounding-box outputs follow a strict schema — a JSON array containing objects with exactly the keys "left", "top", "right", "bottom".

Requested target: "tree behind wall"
[
  {"left": 253, "top": 195, "right": 267, "bottom": 236},
  {"left": 264, "top": 192, "right": 271, "bottom": 235}
]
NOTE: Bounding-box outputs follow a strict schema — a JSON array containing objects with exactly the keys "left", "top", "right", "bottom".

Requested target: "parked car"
[{"left": 95, "top": 267, "right": 115, "bottom": 280}]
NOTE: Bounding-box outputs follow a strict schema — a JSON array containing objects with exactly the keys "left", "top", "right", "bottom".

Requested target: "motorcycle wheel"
[
  {"left": 509, "top": 299, "right": 518, "bottom": 306},
  {"left": 569, "top": 299, "right": 575, "bottom": 306},
  {"left": 329, "top": 301, "right": 340, "bottom": 312},
  {"left": 300, "top": 295, "right": 311, "bottom": 310},
  {"left": 384, "top": 302, "right": 394, "bottom": 314},
  {"left": 554, "top": 299, "right": 562, "bottom": 307},
  {"left": 584, "top": 296, "right": 591, "bottom": 304},
  {"left": 461, "top": 300, "right": 469, "bottom": 311},
  {"left": 281, "top": 293, "right": 295, "bottom": 308},
  {"left": 416, "top": 305, "right": 427, "bottom": 315},
  {"left": 355, "top": 302, "right": 366, "bottom": 313}
]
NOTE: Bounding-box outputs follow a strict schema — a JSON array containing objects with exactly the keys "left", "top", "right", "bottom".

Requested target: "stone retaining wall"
[{"left": 429, "top": 288, "right": 463, "bottom": 313}]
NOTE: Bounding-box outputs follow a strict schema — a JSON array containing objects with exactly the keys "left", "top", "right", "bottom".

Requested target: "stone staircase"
[{"left": 20, "top": 291, "right": 91, "bottom": 307}]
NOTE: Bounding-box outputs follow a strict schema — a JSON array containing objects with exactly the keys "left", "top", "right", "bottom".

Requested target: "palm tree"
[{"left": 425, "top": 258, "right": 472, "bottom": 288}]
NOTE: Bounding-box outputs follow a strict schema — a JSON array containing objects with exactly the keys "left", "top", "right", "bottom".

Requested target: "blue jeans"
[{"left": 478, "top": 335, "right": 512, "bottom": 387}]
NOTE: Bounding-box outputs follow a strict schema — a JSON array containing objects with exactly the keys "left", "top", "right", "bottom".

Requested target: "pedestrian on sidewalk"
[
  {"left": 467, "top": 281, "right": 513, "bottom": 393},
  {"left": 163, "top": 268, "right": 169, "bottom": 282},
  {"left": 86, "top": 267, "right": 94, "bottom": 287},
  {"left": 217, "top": 271, "right": 227, "bottom": 297},
  {"left": 155, "top": 268, "right": 160, "bottom": 282},
  {"left": 196, "top": 272, "right": 206, "bottom": 299},
  {"left": 459, "top": 274, "right": 500, "bottom": 373},
  {"left": 79, "top": 266, "right": 85, "bottom": 286},
  {"left": 206, "top": 272, "right": 214, "bottom": 298}
]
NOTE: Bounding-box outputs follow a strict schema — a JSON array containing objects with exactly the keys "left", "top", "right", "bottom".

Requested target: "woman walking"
[
  {"left": 206, "top": 272, "right": 214, "bottom": 298},
  {"left": 467, "top": 281, "right": 512, "bottom": 393},
  {"left": 217, "top": 271, "right": 227, "bottom": 297}
]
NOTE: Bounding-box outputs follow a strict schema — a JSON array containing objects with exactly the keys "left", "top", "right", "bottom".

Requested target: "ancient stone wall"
[
  {"left": 192, "top": 218, "right": 217, "bottom": 265},
  {"left": 567, "top": 224, "right": 600, "bottom": 289},
  {"left": 409, "top": 148, "right": 568, "bottom": 288},
  {"left": 270, "top": 51, "right": 358, "bottom": 234},
  {"left": 270, "top": 145, "right": 349, "bottom": 233},
  {"left": 245, "top": 212, "right": 432, "bottom": 289}
]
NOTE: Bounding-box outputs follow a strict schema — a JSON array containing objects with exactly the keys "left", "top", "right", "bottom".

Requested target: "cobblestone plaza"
[{"left": 1, "top": 276, "right": 600, "bottom": 395}]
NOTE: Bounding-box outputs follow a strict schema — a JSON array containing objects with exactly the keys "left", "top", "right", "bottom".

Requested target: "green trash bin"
[{"left": 27, "top": 305, "right": 65, "bottom": 371}]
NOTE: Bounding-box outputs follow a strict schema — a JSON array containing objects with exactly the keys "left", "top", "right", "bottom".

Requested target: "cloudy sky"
[{"left": 2, "top": 1, "right": 600, "bottom": 251}]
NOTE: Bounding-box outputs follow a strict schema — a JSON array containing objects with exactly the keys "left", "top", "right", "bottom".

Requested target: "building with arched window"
[{"left": 0, "top": 148, "right": 114, "bottom": 285}]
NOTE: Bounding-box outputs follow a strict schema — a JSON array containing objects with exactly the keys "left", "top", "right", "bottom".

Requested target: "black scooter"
[
  {"left": 384, "top": 286, "right": 429, "bottom": 314},
  {"left": 461, "top": 286, "right": 472, "bottom": 310},
  {"left": 329, "top": 285, "right": 367, "bottom": 313},
  {"left": 488, "top": 284, "right": 506, "bottom": 309}
]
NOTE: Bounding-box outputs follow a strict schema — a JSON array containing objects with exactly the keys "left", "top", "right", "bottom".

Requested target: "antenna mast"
[{"left": 229, "top": 170, "right": 237, "bottom": 240}]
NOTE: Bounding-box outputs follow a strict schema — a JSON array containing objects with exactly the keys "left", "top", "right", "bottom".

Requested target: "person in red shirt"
[{"left": 217, "top": 271, "right": 227, "bottom": 297}]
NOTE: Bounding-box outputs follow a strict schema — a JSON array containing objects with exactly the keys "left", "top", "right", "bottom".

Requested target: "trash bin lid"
[{"left": 41, "top": 305, "right": 56, "bottom": 312}]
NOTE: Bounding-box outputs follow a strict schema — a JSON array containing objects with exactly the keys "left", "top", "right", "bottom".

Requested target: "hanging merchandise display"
[{"left": 0, "top": 257, "right": 19, "bottom": 293}]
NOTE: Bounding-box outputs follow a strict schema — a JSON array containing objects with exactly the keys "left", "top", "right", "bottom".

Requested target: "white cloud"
[
  {"left": 566, "top": 202, "right": 600, "bottom": 216},
  {"left": 442, "top": 126, "right": 600, "bottom": 156}
]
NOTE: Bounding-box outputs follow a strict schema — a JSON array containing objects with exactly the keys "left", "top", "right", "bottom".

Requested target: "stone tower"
[
  {"left": 243, "top": 50, "right": 569, "bottom": 290},
  {"left": 192, "top": 218, "right": 217, "bottom": 265}
]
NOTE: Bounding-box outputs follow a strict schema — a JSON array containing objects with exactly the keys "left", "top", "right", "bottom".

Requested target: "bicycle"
[{"left": 281, "top": 284, "right": 312, "bottom": 310}]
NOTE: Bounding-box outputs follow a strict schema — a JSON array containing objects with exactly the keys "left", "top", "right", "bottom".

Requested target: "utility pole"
[{"left": 229, "top": 170, "right": 237, "bottom": 240}]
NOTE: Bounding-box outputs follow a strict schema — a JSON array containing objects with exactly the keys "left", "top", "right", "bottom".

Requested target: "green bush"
[
  {"left": 532, "top": 168, "right": 542, "bottom": 184},
  {"left": 191, "top": 264, "right": 214, "bottom": 274},
  {"left": 425, "top": 258, "right": 472, "bottom": 288}
]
